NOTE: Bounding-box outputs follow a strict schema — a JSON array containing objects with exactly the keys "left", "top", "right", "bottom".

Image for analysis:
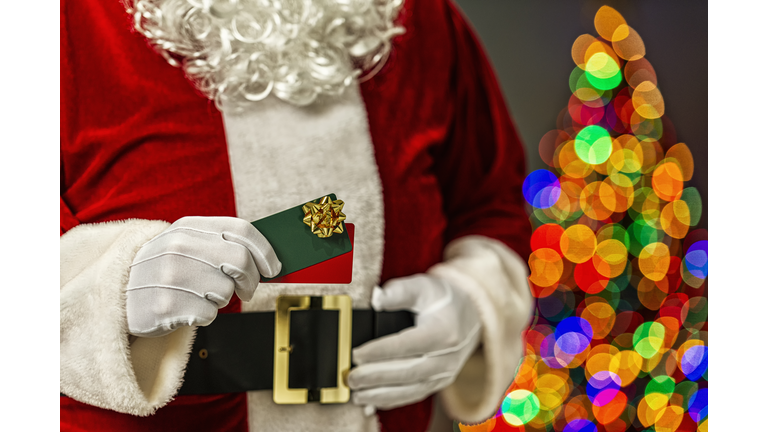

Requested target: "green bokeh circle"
[
  {"left": 645, "top": 375, "right": 675, "bottom": 397},
  {"left": 585, "top": 52, "right": 623, "bottom": 91},
  {"left": 632, "top": 321, "right": 666, "bottom": 359},
  {"left": 575, "top": 125, "right": 613, "bottom": 165},
  {"left": 501, "top": 389, "right": 541, "bottom": 426}
]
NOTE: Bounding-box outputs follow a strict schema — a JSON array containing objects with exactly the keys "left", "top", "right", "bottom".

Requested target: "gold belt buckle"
[{"left": 273, "top": 295, "right": 352, "bottom": 404}]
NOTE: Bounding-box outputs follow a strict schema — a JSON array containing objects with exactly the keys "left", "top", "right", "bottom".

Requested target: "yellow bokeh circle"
[
  {"left": 529, "top": 248, "right": 564, "bottom": 287},
  {"left": 561, "top": 225, "right": 597, "bottom": 263},
  {"left": 639, "top": 242, "right": 671, "bottom": 281}
]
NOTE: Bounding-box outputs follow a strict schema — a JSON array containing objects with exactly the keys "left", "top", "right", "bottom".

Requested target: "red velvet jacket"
[{"left": 60, "top": 0, "right": 530, "bottom": 430}]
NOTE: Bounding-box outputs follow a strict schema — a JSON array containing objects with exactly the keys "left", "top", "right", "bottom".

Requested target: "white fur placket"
[{"left": 221, "top": 84, "right": 384, "bottom": 432}]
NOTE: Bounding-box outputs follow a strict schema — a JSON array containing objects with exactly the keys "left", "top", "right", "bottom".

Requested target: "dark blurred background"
[{"left": 452, "top": 0, "right": 707, "bottom": 227}]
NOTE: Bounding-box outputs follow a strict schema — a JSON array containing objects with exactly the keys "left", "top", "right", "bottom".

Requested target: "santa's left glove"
[
  {"left": 126, "top": 216, "right": 282, "bottom": 337},
  {"left": 348, "top": 274, "right": 482, "bottom": 410}
]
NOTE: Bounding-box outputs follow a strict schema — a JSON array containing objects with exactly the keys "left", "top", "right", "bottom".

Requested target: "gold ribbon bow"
[{"left": 302, "top": 196, "right": 346, "bottom": 238}]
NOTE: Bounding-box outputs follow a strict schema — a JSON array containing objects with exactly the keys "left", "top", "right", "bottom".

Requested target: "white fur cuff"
[
  {"left": 427, "top": 236, "right": 533, "bottom": 424},
  {"left": 60, "top": 219, "right": 195, "bottom": 416}
]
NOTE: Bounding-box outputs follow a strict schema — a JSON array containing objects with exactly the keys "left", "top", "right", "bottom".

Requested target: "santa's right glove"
[{"left": 126, "top": 216, "right": 282, "bottom": 337}]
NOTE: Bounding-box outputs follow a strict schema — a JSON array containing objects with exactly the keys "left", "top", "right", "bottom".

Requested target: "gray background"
[{"left": 452, "top": 0, "right": 707, "bottom": 227}]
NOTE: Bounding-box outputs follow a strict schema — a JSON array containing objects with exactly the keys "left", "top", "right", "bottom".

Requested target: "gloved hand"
[
  {"left": 348, "top": 274, "right": 482, "bottom": 411},
  {"left": 126, "top": 216, "right": 281, "bottom": 337}
]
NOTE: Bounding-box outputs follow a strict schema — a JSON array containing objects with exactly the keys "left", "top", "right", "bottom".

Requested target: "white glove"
[
  {"left": 348, "top": 274, "right": 482, "bottom": 411},
  {"left": 126, "top": 216, "right": 281, "bottom": 337}
]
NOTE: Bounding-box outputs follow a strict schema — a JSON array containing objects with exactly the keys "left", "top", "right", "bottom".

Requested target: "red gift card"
[{"left": 262, "top": 224, "right": 354, "bottom": 284}]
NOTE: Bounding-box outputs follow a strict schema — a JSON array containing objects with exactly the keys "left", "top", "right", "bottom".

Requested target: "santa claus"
[{"left": 60, "top": 0, "right": 533, "bottom": 430}]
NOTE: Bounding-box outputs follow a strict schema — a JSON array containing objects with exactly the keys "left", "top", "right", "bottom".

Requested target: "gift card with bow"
[{"left": 252, "top": 194, "right": 354, "bottom": 284}]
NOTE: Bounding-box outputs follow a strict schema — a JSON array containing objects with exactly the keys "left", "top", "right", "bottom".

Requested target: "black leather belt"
[{"left": 179, "top": 295, "right": 413, "bottom": 404}]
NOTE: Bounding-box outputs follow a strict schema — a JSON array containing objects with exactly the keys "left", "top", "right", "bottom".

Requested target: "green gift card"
[{"left": 251, "top": 194, "right": 352, "bottom": 282}]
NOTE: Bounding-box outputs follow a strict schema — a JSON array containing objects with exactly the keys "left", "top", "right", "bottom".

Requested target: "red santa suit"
[{"left": 60, "top": 0, "right": 533, "bottom": 431}]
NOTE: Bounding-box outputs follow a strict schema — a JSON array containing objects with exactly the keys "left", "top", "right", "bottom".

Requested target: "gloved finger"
[
  {"left": 347, "top": 356, "right": 456, "bottom": 390},
  {"left": 180, "top": 222, "right": 267, "bottom": 303},
  {"left": 371, "top": 275, "right": 427, "bottom": 312},
  {"left": 372, "top": 275, "right": 450, "bottom": 314},
  {"left": 352, "top": 322, "right": 442, "bottom": 364},
  {"left": 157, "top": 216, "right": 282, "bottom": 279},
  {"left": 128, "top": 253, "right": 235, "bottom": 308},
  {"left": 133, "top": 221, "right": 274, "bottom": 303},
  {"left": 220, "top": 263, "right": 260, "bottom": 302},
  {"left": 221, "top": 225, "right": 282, "bottom": 280},
  {"left": 127, "top": 288, "right": 219, "bottom": 337},
  {"left": 351, "top": 378, "right": 451, "bottom": 410}
]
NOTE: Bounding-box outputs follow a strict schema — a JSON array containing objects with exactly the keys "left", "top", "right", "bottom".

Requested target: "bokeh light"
[
  {"left": 461, "top": 7, "right": 707, "bottom": 431},
  {"left": 555, "top": 317, "right": 594, "bottom": 355},
  {"left": 575, "top": 125, "right": 613, "bottom": 164},
  {"left": 612, "top": 26, "right": 645, "bottom": 61},
  {"left": 586, "top": 370, "right": 622, "bottom": 406},
  {"left": 684, "top": 241, "right": 708, "bottom": 279},
  {"left": 594, "top": 6, "right": 628, "bottom": 42},
  {"left": 524, "top": 169, "right": 562, "bottom": 208},
  {"left": 687, "top": 388, "right": 708, "bottom": 423},
  {"left": 561, "top": 224, "right": 597, "bottom": 263},
  {"left": 680, "top": 345, "right": 708, "bottom": 381},
  {"left": 501, "top": 389, "right": 541, "bottom": 426},
  {"left": 633, "top": 321, "right": 665, "bottom": 359},
  {"left": 564, "top": 418, "right": 598, "bottom": 432}
]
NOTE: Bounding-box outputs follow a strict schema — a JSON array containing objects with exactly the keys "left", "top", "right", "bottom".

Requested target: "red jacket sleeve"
[
  {"left": 61, "top": 197, "right": 80, "bottom": 235},
  {"left": 432, "top": 1, "right": 532, "bottom": 259}
]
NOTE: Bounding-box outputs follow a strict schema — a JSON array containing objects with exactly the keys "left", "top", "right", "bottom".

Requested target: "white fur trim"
[
  {"left": 428, "top": 236, "right": 533, "bottom": 424},
  {"left": 60, "top": 219, "right": 196, "bottom": 416},
  {"left": 221, "top": 85, "right": 383, "bottom": 430}
]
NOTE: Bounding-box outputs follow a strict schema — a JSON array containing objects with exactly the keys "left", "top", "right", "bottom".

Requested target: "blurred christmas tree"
[{"left": 458, "top": 6, "right": 708, "bottom": 432}]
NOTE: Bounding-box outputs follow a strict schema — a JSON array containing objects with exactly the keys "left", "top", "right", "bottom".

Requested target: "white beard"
[{"left": 125, "top": 0, "right": 404, "bottom": 108}]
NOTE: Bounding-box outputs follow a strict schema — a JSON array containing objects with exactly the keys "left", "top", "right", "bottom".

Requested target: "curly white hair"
[{"left": 125, "top": 0, "right": 405, "bottom": 108}]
